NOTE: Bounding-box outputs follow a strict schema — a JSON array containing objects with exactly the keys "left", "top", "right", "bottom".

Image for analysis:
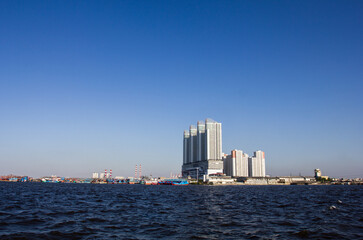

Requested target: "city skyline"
[
  {"left": 183, "top": 119, "right": 266, "bottom": 179},
  {"left": 0, "top": 1, "right": 362, "bottom": 178}
]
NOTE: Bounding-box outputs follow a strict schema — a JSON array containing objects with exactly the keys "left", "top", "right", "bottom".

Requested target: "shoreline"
[{"left": 0, "top": 181, "right": 361, "bottom": 186}]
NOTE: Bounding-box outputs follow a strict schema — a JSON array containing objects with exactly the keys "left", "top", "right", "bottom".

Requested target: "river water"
[{"left": 0, "top": 183, "right": 362, "bottom": 239}]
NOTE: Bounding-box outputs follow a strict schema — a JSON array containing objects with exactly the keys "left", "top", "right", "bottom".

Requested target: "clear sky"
[{"left": 0, "top": 1, "right": 362, "bottom": 178}]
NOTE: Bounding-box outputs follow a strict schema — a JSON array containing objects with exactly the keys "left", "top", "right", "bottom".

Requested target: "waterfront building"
[
  {"left": 314, "top": 169, "right": 322, "bottom": 178},
  {"left": 248, "top": 150, "right": 266, "bottom": 177},
  {"left": 314, "top": 169, "right": 329, "bottom": 180},
  {"left": 224, "top": 153, "right": 233, "bottom": 177},
  {"left": 92, "top": 172, "right": 99, "bottom": 179},
  {"left": 189, "top": 125, "right": 197, "bottom": 163},
  {"left": 182, "top": 119, "right": 267, "bottom": 179},
  {"left": 224, "top": 150, "right": 249, "bottom": 177},
  {"left": 197, "top": 121, "right": 206, "bottom": 162},
  {"left": 205, "top": 119, "right": 222, "bottom": 162},
  {"left": 182, "top": 119, "right": 223, "bottom": 178},
  {"left": 183, "top": 130, "right": 190, "bottom": 164}
]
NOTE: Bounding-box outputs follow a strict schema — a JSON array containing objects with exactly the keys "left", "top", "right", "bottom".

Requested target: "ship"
[
  {"left": 158, "top": 179, "right": 189, "bottom": 185},
  {"left": 141, "top": 180, "right": 158, "bottom": 185}
]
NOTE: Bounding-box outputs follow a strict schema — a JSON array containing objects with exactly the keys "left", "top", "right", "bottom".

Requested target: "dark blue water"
[{"left": 0, "top": 183, "right": 362, "bottom": 239}]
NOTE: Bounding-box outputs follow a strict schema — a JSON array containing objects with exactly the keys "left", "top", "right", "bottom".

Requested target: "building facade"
[
  {"left": 197, "top": 121, "right": 206, "bottom": 162},
  {"left": 248, "top": 150, "right": 266, "bottom": 177},
  {"left": 182, "top": 119, "right": 223, "bottom": 178},
  {"left": 314, "top": 169, "right": 322, "bottom": 178},
  {"left": 224, "top": 150, "right": 249, "bottom": 177},
  {"left": 183, "top": 130, "right": 190, "bottom": 164}
]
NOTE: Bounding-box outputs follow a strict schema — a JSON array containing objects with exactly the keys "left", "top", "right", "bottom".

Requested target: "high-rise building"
[
  {"left": 205, "top": 119, "right": 222, "bottom": 161},
  {"left": 248, "top": 150, "right": 266, "bottom": 177},
  {"left": 183, "top": 120, "right": 267, "bottom": 179},
  {"left": 197, "top": 121, "right": 206, "bottom": 162},
  {"left": 224, "top": 150, "right": 249, "bottom": 177},
  {"left": 183, "top": 130, "right": 190, "bottom": 164},
  {"left": 182, "top": 119, "right": 223, "bottom": 178},
  {"left": 189, "top": 125, "right": 197, "bottom": 163}
]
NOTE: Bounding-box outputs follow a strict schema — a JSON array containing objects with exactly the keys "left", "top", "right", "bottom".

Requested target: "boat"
[
  {"left": 158, "top": 179, "right": 189, "bottom": 185},
  {"left": 142, "top": 180, "right": 158, "bottom": 185}
]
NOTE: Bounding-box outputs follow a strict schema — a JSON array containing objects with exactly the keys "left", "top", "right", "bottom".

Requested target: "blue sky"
[{"left": 0, "top": 0, "right": 362, "bottom": 178}]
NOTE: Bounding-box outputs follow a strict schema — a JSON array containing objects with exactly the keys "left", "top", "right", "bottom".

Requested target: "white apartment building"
[
  {"left": 224, "top": 150, "right": 249, "bottom": 177},
  {"left": 248, "top": 150, "right": 266, "bottom": 177}
]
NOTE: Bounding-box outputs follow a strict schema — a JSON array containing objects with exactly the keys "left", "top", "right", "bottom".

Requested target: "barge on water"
[{"left": 158, "top": 179, "right": 189, "bottom": 185}]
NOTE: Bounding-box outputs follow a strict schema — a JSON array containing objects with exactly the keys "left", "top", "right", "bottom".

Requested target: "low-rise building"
[{"left": 205, "top": 174, "right": 235, "bottom": 184}]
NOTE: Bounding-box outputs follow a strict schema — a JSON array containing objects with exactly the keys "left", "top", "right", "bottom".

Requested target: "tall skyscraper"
[
  {"left": 182, "top": 119, "right": 223, "bottom": 178},
  {"left": 183, "top": 130, "right": 190, "bottom": 164},
  {"left": 197, "top": 121, "right": 206, "bottom": 162},
  {"left": 205, "top": 119, "right": 222, "bottom": 161},
  {"left": 189, "top": 125, "right": 197, "bottom": 163}
]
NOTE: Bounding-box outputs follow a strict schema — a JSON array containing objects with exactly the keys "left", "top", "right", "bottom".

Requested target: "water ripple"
[{"left": 0, "top": 183, "right": 362, "bottom": 239}]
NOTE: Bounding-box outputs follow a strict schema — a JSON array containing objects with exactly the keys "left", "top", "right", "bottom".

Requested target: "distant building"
[
  {"left": 182, "top": 119, "right": 223, "bottom": 178},
  {"left": 315, "top": 169, "right": 329, "bottom": 180},
  {"left": 92, "top": 172, "right": 99, "bottom": 179},
  {"left": 205, "top": 119, "right": 222, "bottom": 163},
  {"left": 248, "top": 150, "right": 266, "bottom": 177},
  {"left": 197, "top": 121, "right": 206, "bottom": 162},
  {"left": 314, "top": 169, "right": 322, "bottom": 178},
  {"left": 224, "top": 150, "right": 249, "bottom": 177},
  {"left": 189, "top": 125, "right": 197, "bottom": 163},
  {"left": 183, "top": 130, "right": 190, "bottom": 164},
  {"left": 205, "top": 174, "right": 235, "bottom": 184},
  {"left": 182, "top": 119, "right": 267, "bottom": 180},
  {"left": 237, "top": 176, "right": 316, "bottom": 185}
]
